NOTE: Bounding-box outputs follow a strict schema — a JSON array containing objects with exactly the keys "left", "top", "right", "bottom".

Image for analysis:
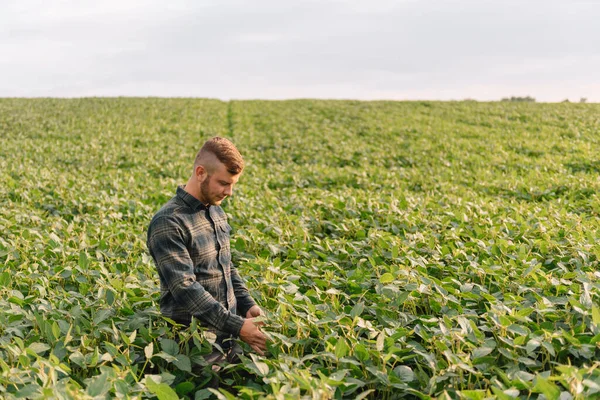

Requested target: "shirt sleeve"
[
  {"left": 230, "top": 265, "right": 257, "bottom": 317},
  {"left": 148, "top": 216, "right": 245, "bottom": 336}
]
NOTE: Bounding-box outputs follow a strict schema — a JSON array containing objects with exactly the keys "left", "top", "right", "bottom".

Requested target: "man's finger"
[
  {"left": 251, "top": 339, "right": 267, "bottom": 352},
  {"left": 252, "top": 345, "right": 265, "bottom": 356}
]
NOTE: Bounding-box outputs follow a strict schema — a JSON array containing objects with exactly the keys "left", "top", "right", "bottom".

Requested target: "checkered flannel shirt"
[{"left": 147, "top": 186, "right": 256, "bottom": 339}]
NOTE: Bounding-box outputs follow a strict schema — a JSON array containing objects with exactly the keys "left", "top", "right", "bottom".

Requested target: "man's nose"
[{"left": 224, "top": 186, "right": 233, "bottom": 196}]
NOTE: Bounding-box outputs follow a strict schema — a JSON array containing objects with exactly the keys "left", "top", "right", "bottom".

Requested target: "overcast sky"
[{"left": 1, "top": 0, "right": 599, "bottom": 101}]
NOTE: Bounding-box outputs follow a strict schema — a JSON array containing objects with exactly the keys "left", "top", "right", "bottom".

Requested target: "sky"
[{"left": 1, "top": 0, "right": 599, "bottom": 102}]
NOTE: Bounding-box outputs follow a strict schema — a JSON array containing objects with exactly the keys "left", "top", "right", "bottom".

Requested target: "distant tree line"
[
  {"left": 501, "top": 96, "right": 536, "bottom": 102},
  {"left": 562, "top": 98, "right": 588, "bottom": 103},
  {"left": 499, "top": 96, "right": 589, "bottom": 103}
]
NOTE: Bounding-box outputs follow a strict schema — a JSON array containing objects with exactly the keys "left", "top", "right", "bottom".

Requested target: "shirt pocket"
[{"left": 219, "top": 223, "right": 232, "bottom": 234}]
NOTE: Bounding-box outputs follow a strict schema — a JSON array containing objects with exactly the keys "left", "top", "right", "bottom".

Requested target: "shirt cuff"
[
  {"left": 221, "top": 313, "right": 245, "bottom": 336},
  {"left": 237, "top": 296, "right": 257, "bottom": 317}
]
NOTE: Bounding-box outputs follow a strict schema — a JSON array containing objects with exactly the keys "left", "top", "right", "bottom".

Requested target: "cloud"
[
  {"left": 0, "top": 0, "right": 598, "bottom": 101},
  {"left": 233, "top": 33, "right": 284, "bottom": 44}
]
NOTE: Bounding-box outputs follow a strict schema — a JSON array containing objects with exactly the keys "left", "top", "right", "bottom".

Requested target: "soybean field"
[{"left": 1, "top": 98, "right": 600, "bottom": 399}]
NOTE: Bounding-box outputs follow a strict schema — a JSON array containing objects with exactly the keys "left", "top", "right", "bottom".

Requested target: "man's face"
[{"left": 199, "top": 161, "right": 241, "bottom": 206}]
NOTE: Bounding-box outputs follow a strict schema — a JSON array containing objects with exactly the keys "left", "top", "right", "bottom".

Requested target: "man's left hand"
[{"left": 246, "top": 305, "right": 262, "bottom": 319}]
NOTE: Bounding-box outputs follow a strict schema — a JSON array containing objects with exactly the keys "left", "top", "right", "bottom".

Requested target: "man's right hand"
[{"left": 239, "top": 318, "right": 267, "bottom": 355}]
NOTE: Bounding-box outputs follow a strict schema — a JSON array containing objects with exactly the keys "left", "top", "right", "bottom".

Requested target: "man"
[{"left": 147, "top": 137, "right": 267, "bottom": 362}]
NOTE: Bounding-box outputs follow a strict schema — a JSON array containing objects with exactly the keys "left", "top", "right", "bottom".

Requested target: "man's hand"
[
  {"left": 246, "top": 305, "right": 262, "bottom": 319},
  {"left": 239, "top": 318, "right": 267, "bottom": 355}
]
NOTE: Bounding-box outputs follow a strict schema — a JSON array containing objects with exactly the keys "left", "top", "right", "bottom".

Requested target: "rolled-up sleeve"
[{"left": 148, "top": 216, "right": 245, "bottom": 335}]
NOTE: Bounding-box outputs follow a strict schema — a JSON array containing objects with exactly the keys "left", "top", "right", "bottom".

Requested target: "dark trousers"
[{"left": 205, "top": 341, "right": 244, "bottom": 365}]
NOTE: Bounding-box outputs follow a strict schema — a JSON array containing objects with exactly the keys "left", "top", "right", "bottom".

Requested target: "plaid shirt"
[{"left": 147, "top": 186, "right": 256, "bottom": 339}]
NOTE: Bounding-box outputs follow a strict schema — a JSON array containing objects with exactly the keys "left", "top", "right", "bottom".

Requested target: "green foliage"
[{"left": 1, "top": 98, "right": 599, "bottom": 399}]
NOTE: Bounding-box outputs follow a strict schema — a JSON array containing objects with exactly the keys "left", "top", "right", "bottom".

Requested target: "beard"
[
  {"left": 200, "top": 178, "right": 212, "bottom": 205},
  {"left": 200, "top": 176, "right": 223, "bottom": 206}
]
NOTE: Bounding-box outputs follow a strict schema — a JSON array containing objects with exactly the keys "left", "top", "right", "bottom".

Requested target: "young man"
[{"left": 147, "top": 137, "right": 266, "bottom": 361}]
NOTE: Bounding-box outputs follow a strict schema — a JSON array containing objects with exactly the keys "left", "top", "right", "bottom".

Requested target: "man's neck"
[{"left": 183, "top": 180, "right": 209, "bottom": 206}]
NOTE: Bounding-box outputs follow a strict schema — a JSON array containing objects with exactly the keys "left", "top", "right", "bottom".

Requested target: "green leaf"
[
  {"left": 79, "top": 251, "right": 89, "bottom": 269},
  {"left": 28, "top": 342, "right": 50, "bottom": 354},
  {"left": 335, "top": 338, "right": 349, "bottom": 359},
  {"left": 525, "top": 339, "right": 540, "bottom": 354},
  {"left": 249, "top": 354, "right": 269, "bottom": 376},
  {"left": 0, "top": 272, "right": 11, "bottom": 287},
  {"left": 51, "top": 321, "right": 61, "bottom": 341},
  {"left": 114, "top": 380, "right": 130, "bottom": 396},
  {"left": 195, "top": 389, "right": 212, "bottom": 400},
  {"left": 87, "top": 348, "right": 100, "bottom": 367},
  {"left": 491, "top": 387, "right": 520, "bottom": 400},
  {"left": 254, "top": 359, "right": 269, "bottom": 376},
  {"left": 15, "top": 384, "right": 42, "bottom": 398},
  {"left": 160, "top": 338, "right": 179, "bottom": 356},
  {"left": 86, "top": 372, "right": 110, "bottom": 397},
  {"left": 154, "top": 352, "right": 177, "bottom": 362},
  {"left": 69, "top": 351, "right": 86, "bottom": 368},
  {"left": 507, "top": 324, "right": 529, "bottom": 336},
  {"left": 457, "top": 390, "right": 486, "bottom": 400},
  {"left": 174, "top": 354, "right": 191, "bottom": 372},
  {"left": 592, "top": 305, "right": 600, "bottom": 326},
  {"left": 350, "top": 302, "right": 364, "bottom": 318},
  {"left": 533, "top": 376, "right": 560, "bottom": 400},
  {"left": 379, "top": 273, "right": 394, "bottom": 284},
  {"left": 52, "top": 340, "right": 67, "bottom": 361},
  {"left": 472, "top": 345, "right": 494, "bottom": 359},
  {"left": 105, "top": 289, "right": 116, "bottom": 306},
  {"left": 146, "top": 376, "right": 179, "bottom": 400},
  {"left": 541, "top": 341, "right": 556, "bottom": 357},
  {"left": 93, "top": 309, "right": 113, "bottom": 325},
  {"left": 391, "top": 245, "right": 399, "bottom": 259},
  {"left": 393, "top": 365, "right": 415, "bottom": 382},
  {"left": 354, "top": 343, "right": 369, "bottom": 362},
  {"left": 175, "top": 382, "right": 195, "bottom": 396}
]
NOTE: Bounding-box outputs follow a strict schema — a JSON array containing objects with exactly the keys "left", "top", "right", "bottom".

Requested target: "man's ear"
[{"left": 195, "top": 165, "right": 207, "bottom": 182}]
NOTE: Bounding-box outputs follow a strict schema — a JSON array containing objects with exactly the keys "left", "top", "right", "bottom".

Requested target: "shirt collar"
[{"left": 176, "top": 185, "right": 208, "bottom": 211}]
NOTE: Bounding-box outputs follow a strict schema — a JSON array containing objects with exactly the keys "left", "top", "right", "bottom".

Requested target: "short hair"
[{"left": 194, "top": 137, "right": 244, "bottom": 175}]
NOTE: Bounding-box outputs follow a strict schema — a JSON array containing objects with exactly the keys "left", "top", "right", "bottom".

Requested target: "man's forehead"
[{"left": 214, "top": 161, "right": 241, "bottom": 182}]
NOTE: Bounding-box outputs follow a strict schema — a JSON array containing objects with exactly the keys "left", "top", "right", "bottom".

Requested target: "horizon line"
[{"left": 0, "top": 96, "right": 595, "bottom": 104}]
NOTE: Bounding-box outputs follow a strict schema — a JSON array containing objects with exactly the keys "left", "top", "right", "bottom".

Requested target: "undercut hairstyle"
[{"left": 194, "top": 137, "right": 244, "bottom": 175}]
